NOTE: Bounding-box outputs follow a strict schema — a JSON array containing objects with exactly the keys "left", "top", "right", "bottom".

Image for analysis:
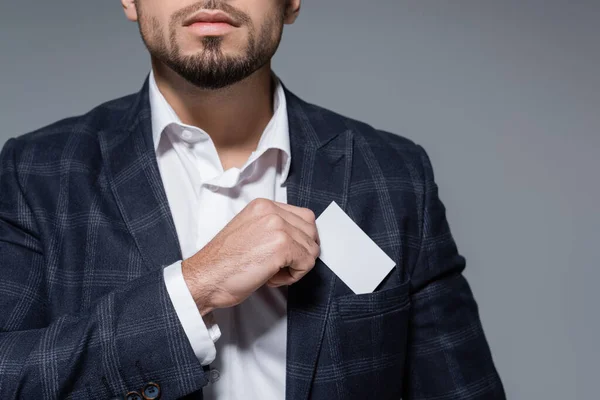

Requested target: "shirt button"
[
  {"left": 181, "top": 130, "right": 192, "bottom": 140},
  {"left": 209, "top": 369, "right": 221, "bottom": 383}
]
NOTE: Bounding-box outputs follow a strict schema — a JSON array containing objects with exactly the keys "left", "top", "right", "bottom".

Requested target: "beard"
[{"left": 137, "top": 0, "right": 285, "bottom": 90}]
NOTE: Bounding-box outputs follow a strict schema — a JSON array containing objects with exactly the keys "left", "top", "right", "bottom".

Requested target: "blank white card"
[{"left": 315, "top": 201, "right": 396, "bottom": 294}]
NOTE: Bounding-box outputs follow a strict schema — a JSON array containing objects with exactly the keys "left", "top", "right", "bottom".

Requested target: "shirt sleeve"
[{"left": 163, "top": 261, "right": 222, "bottom": 365}]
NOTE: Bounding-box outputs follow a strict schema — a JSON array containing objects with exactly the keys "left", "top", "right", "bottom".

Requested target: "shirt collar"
[{"left": 148, "top": 69, "right": 291, "bottom": 183}]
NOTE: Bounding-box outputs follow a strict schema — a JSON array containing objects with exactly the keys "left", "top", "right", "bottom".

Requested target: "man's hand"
[{"left": 181, "top": 198, "right": 320, "bottom": 316}]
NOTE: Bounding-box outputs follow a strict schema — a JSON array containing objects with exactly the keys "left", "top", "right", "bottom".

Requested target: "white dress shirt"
[{"left": 149, "top": 70, "right": 290, "bottom": 400}]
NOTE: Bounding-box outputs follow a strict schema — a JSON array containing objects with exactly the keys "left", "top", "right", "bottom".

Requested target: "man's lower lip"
[{"left": 187, "top": 22, "right": 236, "bottom": 35}]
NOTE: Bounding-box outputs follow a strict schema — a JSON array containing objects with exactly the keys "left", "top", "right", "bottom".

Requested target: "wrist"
[{"left": 181, "top": 258, "right": 215, "bottom": 317}]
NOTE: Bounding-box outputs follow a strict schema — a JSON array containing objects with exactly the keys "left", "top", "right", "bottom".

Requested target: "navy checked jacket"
[{"left": 0, "top": 76, "right": 505, "bottom": 399}]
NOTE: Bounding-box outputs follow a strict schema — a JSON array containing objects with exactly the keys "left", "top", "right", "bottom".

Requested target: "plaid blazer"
[{"left": 0, "top": 76, "right": 505, "bottom": 399}]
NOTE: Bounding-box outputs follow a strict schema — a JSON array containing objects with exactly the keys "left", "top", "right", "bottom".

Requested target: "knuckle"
[
  {"left": 303, "top": 209, "right": 316, "bottom": 223},
  {"left": 309, "top": 226, "right": 319, "bottom": 242},
  {"left": 249, "top": 198, "right": 273, "bottom": 215},
  {"left": 264, "top": 213, "right": 285, "bottom": 230},
  {"left": 273, "top": 230, "right": 291, "bottom": 248},
  {"left": 289, "top": 268, "right": 303, "bottom": 282},
  {"left": 271, "top": 253, "right": 287, "bottom": 270},
  {"left": 310, "top": 243, "right": 321, "bottom": 259},
  {"left": 297, "top": 259, "right": 315, "bottom": 277},
  {"left": 305, "top": 259, "right": 317, "bottom": 274}
]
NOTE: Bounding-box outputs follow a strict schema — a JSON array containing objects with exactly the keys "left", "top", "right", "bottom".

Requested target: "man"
[{"left": 0, "top": 0, "right": 505, "bottom": 398}]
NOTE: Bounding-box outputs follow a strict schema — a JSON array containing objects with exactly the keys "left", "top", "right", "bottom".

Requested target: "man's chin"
[
  {"left": 167, "top": 65, "right": 250, "bottom": 90},
  {"left": 179, "top": 46, "right": 243, "bottom": 59}
]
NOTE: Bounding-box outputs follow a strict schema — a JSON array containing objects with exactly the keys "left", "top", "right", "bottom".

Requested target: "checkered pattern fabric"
[{"left": 0, "top": 75, "right": 504, "bottom": 399}]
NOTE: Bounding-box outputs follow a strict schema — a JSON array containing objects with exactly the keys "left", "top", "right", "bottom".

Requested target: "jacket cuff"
[{"left": 163, "top": 261, "right": 220, "bottom": 365}]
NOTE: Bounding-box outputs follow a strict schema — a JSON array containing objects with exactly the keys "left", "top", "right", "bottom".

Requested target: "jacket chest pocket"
[{"left": 325, "top": 281, "right": 411, "bottom": 399}]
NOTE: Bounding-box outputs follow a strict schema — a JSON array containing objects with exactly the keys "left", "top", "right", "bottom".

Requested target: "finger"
[
  {"left": 271, "top": 203, "right": 320, "bottom": 245},
  {"left": 275, "top": 226, "right": 318, "bottom": 285},
  {"left": 272, "top": 202, "right": 316, "bottom": 224},
  {"left": 262, "top": 222, "right": 318, "bottom": 286},
  {"left": 240, "top": 199, "right": 319, "bottom": 245},
  {"left": 266, "top": 268, "right": 295, "bottom": 287},
  {"left": 280, "top": 218, "right": 320, "bottom": 262}
]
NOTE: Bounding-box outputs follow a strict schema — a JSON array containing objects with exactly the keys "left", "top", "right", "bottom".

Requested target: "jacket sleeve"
[
  {"left": 402, "top": 145, "right": 506, "bottom": 399},
  {"left": 0, "top": 138, "right": 208, "bottom": 399}
]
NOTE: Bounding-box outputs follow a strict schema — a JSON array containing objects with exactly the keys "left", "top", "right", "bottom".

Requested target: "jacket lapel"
[
  {"left": 99, "top": 76, "right": 183, "bottom": 273},
  {"left": 283, "top": 88, "right": 354, "bottom": 400}
]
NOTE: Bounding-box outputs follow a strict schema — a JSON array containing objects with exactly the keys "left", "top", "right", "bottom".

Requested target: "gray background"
[{"left": 1, "top": 1, "right": 598, "bottom": 398}]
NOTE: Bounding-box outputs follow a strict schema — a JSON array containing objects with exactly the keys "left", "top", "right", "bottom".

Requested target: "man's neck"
[{"left": 151, "top": 58, "right": 275, "bottom": 159}]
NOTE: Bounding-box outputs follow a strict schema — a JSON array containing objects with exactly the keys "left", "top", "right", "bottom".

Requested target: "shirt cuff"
[{"left": 163, "top": 260, "right": 221, "bottom": 365}]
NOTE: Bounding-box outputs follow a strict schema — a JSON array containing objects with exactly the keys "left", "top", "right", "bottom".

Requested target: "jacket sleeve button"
[
  {"left": 125, "top": 391, "right": 143, "bottom": 400},
  {"left": 142, "top": 382, "right": 161, "bottom": 399}
]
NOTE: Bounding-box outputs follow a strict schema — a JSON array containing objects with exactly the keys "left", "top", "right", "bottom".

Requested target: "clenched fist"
[{"left": 181, "top": 198, "right": 320, "bottom": 316}]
